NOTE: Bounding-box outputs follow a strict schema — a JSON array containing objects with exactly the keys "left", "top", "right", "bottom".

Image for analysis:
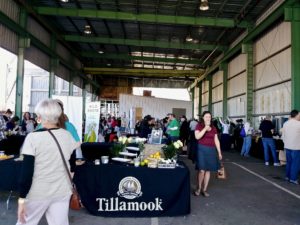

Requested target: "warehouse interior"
[{"left": 0, "top": 0, "right": 299, "bottom": 122}]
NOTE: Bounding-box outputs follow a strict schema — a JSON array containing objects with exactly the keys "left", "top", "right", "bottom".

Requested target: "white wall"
[
  {"left": 253, "top": 21, "right": 291, "bottom": 115},
  {"left": 227, "top": 53, "right": 247, "bottom": 117},
  {"left": 119, "top": 94, "right": 192, "bottom": 120}
]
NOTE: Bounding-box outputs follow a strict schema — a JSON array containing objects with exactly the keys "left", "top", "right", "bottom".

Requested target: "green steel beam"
[
  {"left": 69, "top": 73, "right": 74, "bottom": 96},
  {"left": 15, "top": 9, "right": 28, "bottom": 120},
  {"left": 286, "top": 7, "right": 300, "bottom": 110},
  {"left": 208, "top": 75, "right": 212, "bottom": 112},
  {"left": 49, "top": 36, "right": 57, "bottom": 98},
  {"left": 191, "top": 88, "right": 195, "bottom": 119},
  {"left": 198, "top": 81, "right": 202, "bottom": 117},
  {"left": 35, "top": 7, "right": 248, "bottom": 28},
  {"left": 65, "top": 35, "right": 227, "bottom": 52},
  {"left": 243, "top": 43, "right": 254, "bottom": 121},
  {"left": 220, "top": 63, "right": 228, "bottom": 119},
  {"left": 84, "top": 67, "right": 204, "bottom": 77},
  {"left": 81, "top": 52, "right": 206, "bottom": 65},
  {"left": 189, "top": 0, "right": 298, "bottom": 90}
]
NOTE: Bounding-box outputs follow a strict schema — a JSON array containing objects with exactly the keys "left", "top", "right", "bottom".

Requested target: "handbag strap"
[{"left": 47, "top": 129, "right": 74, "bottom": 186}]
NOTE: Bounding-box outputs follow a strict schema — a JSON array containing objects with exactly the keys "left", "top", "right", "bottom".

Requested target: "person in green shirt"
[{"left": 167, "top": 113, "right": 180, "bottom": 142}]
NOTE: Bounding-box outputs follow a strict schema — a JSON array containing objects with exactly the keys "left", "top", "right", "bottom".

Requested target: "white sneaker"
[
  {"left": 274, "top": 163, "right": 281, "bottom": 167},
  {"left": 265, "top": 162, "right": 269, "bottom": 166}
]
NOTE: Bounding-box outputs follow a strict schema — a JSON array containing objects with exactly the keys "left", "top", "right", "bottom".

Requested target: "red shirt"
[{"left": 195, "top": 123, "right": 217, "bottom": 147}]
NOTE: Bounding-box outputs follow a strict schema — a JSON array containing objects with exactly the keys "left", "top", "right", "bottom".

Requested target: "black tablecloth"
[
  {"left": 0, "top": 158, "right": 22, "bottom": 191},
  {"left": 250, "top": 138, "right": 284, "bottom": 160},
  {"left": 0, "top": 135, "right": 26, "bottom": 155},
  {"left": 74, "top": 162, "right": 190, "bottom": 217},
  {"left": 81, "top": 142, "right": 113, "bottom": 161}
]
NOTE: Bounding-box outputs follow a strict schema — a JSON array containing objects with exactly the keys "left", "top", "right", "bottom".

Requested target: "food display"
[{"left": 0, "top": 154, "right": 13, "bottom": 160}]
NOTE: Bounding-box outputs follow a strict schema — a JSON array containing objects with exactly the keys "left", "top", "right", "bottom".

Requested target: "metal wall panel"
[
  {"left": 74, "top": 57, "right": 82, "bottom": 70},
  {"left": 202, "top": 92, "right": 209, "bottom": 106},
  {"left": 254, "top": 81, "right": 291, "bottom": 115},
  {"left": 56, "top": 43, "right": 71, "bottom": 63},
  {"left": 227, "top": 72, "right": 246, "bottom": 97},
  {"left": 254, "top": 22, "right": 291, "bottom": 63},
  {"left": 31, "top": 75, "right": 49, "bottom": 89},
  {"left": 0, "top": 0, "right": 19, "bottom": 22},
  {"left": 212, "top": 71, "right": 223, "bottom": 87},
  {"left": 212, "top": 85, "right": 223, "bottom": 103},
  {"left": 0, "top": 24, "right": 18, "bottom": 54},
  {"left": 202, "top": 106, "right": 208, "bottom": 113},
  {"left": 228, "top": 54, "right": 246, "bottom": 78},
  {"left": 202, "top": 80, "right": 209, "bottom": 93},
  {"left": 119, "top": 94, "right": 192, "bottom": 119},
  {"left": 73, "top": 75, "right": 83, "bottom": 88},
  {"left": 27, "top": 16, "right": 50, "bottom": 47},
  {"left": 227, "top": 95, "right": 246, "bottom": 117},
  {"left": 25, "top": 46, "right": 50, "bottom": 71},
  {"left": 254, "top": 48, "right": 291, "bottom": 89},
  {"left": 56, "top": 64, "right": 70, "bottom": 81},
  {"left": 212, "top": 102, "right": 223, "bottom": 117}
]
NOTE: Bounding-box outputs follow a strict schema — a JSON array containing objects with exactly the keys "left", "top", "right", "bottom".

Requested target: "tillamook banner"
[
  {"left": 84, "top": 101, "right": 100, "bottom": 142},
  {"left": 74, "top": 163, "right": 190, "bottom": 217}
]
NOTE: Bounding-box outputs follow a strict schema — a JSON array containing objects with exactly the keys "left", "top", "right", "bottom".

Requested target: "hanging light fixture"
[
  {"left": 199, "top": 0, "right": 209, "bottom": 11},
  {"left": 185, "top": 35, "right": 193, "bottom": 42},
  {"left": 84, "top": 25, "right": 92, "bottom": 34},
  {"left": 98, "top": 50, "right": 104, "bottom": 54},
  {"left": 60, "top": 0, "right": 69, "bottom": 2}
]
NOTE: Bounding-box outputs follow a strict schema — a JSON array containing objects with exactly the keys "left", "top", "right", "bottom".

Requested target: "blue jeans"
[
  {"left": 262, "top": 138, "right": 279, "bottom": 163},
  {"left": 285, "top": 149, "right": 300, "bottom": 182},
  {"left": 241, "top": 136, "right": 252, "bottom": 156}
]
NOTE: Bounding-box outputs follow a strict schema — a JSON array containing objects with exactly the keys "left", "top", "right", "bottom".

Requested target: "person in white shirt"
[
  {"left": 219, "top": 118, "right": 231, "bottom": 151},
  {"left": 282, "top": 110, "right": 300, "bottom": 185}
]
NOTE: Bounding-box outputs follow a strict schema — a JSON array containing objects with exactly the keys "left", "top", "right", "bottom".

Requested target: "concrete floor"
[{"left": 1, "top": 151, "right": 300, "bottom": 225}]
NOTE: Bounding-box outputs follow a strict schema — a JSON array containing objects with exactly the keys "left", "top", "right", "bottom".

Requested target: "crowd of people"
[{"left": 0, "top": 100, "right": 299, "bottom": 224}]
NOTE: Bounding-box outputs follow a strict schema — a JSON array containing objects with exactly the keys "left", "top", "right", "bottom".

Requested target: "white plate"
[
  {"left": 119, "top": 152, "right": 137, "bottom": 157},
  {"left": 126, "top": 146, "right": 140, "bottom": 151},
  {"left": 112, "top": 157, "right": 132, "bottom": 163}
]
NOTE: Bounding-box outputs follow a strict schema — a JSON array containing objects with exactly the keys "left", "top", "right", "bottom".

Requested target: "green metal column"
[
  {"left": 191, "top": 88, "right": 195, "bottom": 119},
  {"left": 15, "top": 9, "right": 28, "bottom": 119},
  {"left": 208, "top": 75, "right": 212, "bottom": 112},
  {"left": 69, "top": 72, "right": 74, "bottom": 96},
  {"left": 243, "top": 43, "right": 254, "bottom": 122},
  {"left": 198, "top": 81, "right": 202, "bottom": 117},
  {"left": 286, "top": 7, "right": 300, "bottom": 110},
  {"left": 82, "top": 82, "right": 87, "bottom": 122},
  {"left": 49, "top": 36, "right": 58, "bottom": 98},
  {"left": 220, "top": 62, "right": 228, "bottom": 119}
]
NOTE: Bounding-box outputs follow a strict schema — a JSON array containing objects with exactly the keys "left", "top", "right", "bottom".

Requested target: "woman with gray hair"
[{"left": 16, "top": 99, "right": 80, "bottom": 225}]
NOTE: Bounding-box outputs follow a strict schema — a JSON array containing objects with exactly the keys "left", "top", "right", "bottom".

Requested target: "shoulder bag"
[{"left": 48, "top": 130, "right": 82, "bottom": 210}]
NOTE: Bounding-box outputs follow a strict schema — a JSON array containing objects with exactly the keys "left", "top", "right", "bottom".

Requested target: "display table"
[
  {"left": 0, "top": 158, "right": 22, "bottom": 191},
  {"left": 0, "top": 135, "right": 26, "bottom": 155},
  {"left": 250, "top": 137, "right": 284, "bottom": 160},
  {"left": 73, "top": 162, "right": 190, "bottom": 217}
]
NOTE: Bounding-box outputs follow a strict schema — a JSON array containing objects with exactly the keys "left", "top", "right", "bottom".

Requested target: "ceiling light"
[
  {"left": 60, "top": 0, "right": 69, "bottom": 2},
  {"left": 107, "top": 63, "right": 111, "bottom": 66},
  {"left": 185, "top": 35, "right": 193, "bottom": 42},
  {"left": 84, "top": 25, "right": 92, "bottom": 35},
  {"left": 199, "top": 0, "right": 209, "bottom": 11},
  {"left": 98, "top": 50, "right": 104, "bottom": 54},
  {"left": 193, "top": 39, "right": 199, "bottom": 44}
]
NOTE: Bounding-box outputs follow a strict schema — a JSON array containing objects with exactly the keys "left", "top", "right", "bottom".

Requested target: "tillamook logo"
[{"left": 96, "top": 176, "right": 163, "bottom": 211}]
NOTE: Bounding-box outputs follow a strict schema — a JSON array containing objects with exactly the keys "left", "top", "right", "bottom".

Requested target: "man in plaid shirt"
[{"left": 0, "top": 114, "right": 6, "bottom": 141}]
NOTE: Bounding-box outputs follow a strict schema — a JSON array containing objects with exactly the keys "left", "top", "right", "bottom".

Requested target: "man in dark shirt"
[{"left": 259, "top": 115, "right": 280, "bottom": 166}]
